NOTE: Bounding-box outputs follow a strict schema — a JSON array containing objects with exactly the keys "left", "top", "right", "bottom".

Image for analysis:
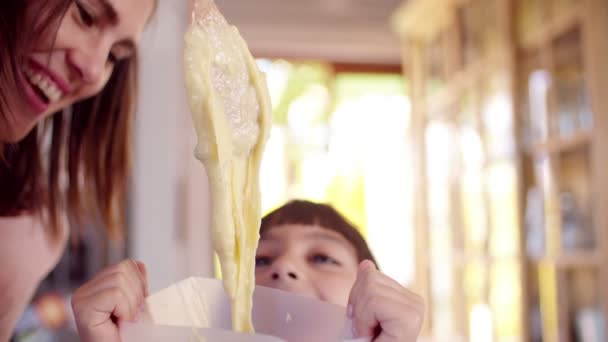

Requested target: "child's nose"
[
  {"left": 270, "top": 259, "right": 301, "bottom": 281},
  {"left": 271, "top": 270, "right": 298, "bottom": 280}
]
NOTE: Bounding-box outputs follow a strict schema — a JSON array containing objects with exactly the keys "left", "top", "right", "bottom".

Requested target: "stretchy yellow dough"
[{"left": 183, "top": 3, "right": 271, "bottom": 333}]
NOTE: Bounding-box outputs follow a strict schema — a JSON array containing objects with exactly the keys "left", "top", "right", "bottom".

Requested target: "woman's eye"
[
  {"left": 311, "top": 254, "right": 339, "bottom": 265},
  {"left": 107, "top": 52, "right": 118, "bottom": 64},
  {"left": 255, "top": 256, "right": 273, "bottom": 268},
  {"left": 76, "top": 2, "right": 95, "bottom": 26}
]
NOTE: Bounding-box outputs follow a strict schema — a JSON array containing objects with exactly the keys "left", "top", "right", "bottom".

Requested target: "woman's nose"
[{"left": 67, "top": 45, "right": 108, "bottom": 84}]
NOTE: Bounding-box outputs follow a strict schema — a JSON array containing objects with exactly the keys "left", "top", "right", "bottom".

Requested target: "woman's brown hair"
[
  {"left": 0, "top": 0, "right": 145, "bottom": 240},
  {"left": 261, "top": 200, "right": 378, "bottom": 266}
]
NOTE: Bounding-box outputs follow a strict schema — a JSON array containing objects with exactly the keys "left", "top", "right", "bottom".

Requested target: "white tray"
[{"left": 120, "top": 277, "right": 369, "bottom": 342}]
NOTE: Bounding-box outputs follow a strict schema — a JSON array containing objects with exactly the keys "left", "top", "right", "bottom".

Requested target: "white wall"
[{"left": 131, "top": 0, "right": 213, "bottom": 292}]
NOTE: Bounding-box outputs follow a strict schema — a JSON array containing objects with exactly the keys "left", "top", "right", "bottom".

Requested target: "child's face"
[{"left": 255, "top": 224, "right": 359, "bottom": 307}]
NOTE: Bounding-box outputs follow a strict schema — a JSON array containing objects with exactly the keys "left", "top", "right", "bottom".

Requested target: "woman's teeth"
[{"left": 24, "top": 66, "right": 63, "bottom": 103}]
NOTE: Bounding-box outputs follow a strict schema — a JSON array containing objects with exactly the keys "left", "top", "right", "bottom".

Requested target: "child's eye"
[
  {"left": 76, "top": 2, "right": 95, "bottom": 27},
  {"left": 310, "top": 254, "right": 340, "bottom": 265},
  {"left": 255, "top": 256, "right": 273, "bottom": 268}
]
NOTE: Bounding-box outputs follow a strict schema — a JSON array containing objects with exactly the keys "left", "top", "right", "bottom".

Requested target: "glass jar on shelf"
[
  {"left": 519, "top": 50, "right": 549, "bottom": 146},
  {"left": 559, "top": 191, "right": 593, "bottom": 250},
  {"left": 552, "top": 27, "right": 591, "bottom": 137}
]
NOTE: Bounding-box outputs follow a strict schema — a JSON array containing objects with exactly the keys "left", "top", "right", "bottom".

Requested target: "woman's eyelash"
[
  {"left": 76, "top": 2, "right": 94, "bottom": 26},
  {"left": 108, "top": 52, "right": 118, "bottom": 64}
]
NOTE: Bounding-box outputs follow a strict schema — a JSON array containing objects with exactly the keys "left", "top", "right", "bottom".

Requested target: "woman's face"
[{"left": 3, "top": 0, "right": 155, "bottom": 142}]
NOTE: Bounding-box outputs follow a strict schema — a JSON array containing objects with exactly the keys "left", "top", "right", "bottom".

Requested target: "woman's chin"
[{"left": 1, "top": 119, "right": 38, "bottom": 143}]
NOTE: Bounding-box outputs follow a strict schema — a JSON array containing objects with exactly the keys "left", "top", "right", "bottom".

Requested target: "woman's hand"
[
  {"left": 348, "top": 260, "right": 424, "bottom": 342},
  {"left": 71, "top": 260, "right": 149, "bottom": 342}
]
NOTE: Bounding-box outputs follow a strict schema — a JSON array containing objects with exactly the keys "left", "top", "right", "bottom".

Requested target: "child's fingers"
[
  {"left": 75, "top": 260, "right": 139, "bottom": 295},
  {"left": 368, "top": 275, "right": 425, "bottom": 314},
  {"left": 348, "top": 260, "right": 425, "bottom": 341},
  {"left": 359, "top": 281, "right": 413, "bottom": 312},
  {"left": 351, "top": 260, "right": 424, "bottom": 311},
  {"left": 350, "top": 282, "right": 410, "bottom": 336},
  {"left": 90, "top": 286, "right": 136, "bottom": 319},
  {"left": 77, "top": 278, "right": 139, "bottom": 321},
  {"left": 353, "top": 294, "right": 422, "bottom": 341},
  {"left": 121, "top": 260, "right": 146, "bottom": 303},
  {"left": 71, "top": 260, "right": 149, "bottom": 342},
  {"left": 348, "top": 260, "right": 377, "bottom": 308},
  {"left": 109, "top": 260, "right": 147, "bottom": 318},
  {"left": 72, "top": 285, "right": 135, "bottom": 335},
  {"left": 72, "top": 261, "right": 147, "bottom": 321},
  {"left": 352, "top": 295, "right": 395, "bottom": 338},
  {"left": 73, "top": 271, "right": 130, "bottom": 299},
  {"left": 133, "top": 260, "right": 150, "bottom": 297},
  {"left": 359, "top": 259, "right": 376, "bottom": 272},
  {"left": 76, "top": 261, "right": 142, "bottom": 306},
  {"left": 73, "top": 266, "right": 119, "bottom": 295}
]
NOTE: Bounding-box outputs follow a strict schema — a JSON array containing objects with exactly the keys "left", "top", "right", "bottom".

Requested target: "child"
[
  {"left": 71, "top": 199, "right": 424, "bottom": 341},
  {"left": 255, "top": 199, "right": 424, "bottom": 341}
]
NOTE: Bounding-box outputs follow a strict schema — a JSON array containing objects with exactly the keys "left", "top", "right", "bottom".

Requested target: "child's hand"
[
  {"left": 71, "top": 260, "right": 149, "bottom": 342},
  {"left": 348, "top": 260, "right": 424, "bottom": 342}
]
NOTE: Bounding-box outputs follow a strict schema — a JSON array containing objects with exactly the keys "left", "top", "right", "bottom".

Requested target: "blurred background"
[{"left": 13, "top": 0, "right": 608, "bottom": 341}]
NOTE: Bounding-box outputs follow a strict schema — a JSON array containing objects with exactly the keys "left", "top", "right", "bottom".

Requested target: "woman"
[{"left": 0, "top": 1, "right": 156, "bottom": 340}]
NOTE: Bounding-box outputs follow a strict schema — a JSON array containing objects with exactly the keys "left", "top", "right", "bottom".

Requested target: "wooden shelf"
[
  {"left": 525, "top": 129, "right": 592, "bottom": 155},
  {"left": 519, "top": 5, "right": 583, "bottom": 51},
  {"left": 394, "top": 0, "right": 608, "bottom": 340},
  {"left": 453, "top": 251, "right": 520, "bottom": 266},
  {"left": 424, "top": 58, "right": 487, "bottom": 116},
  {"left": 529, "top": 251, "right": 603, "bottom": 268}
]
